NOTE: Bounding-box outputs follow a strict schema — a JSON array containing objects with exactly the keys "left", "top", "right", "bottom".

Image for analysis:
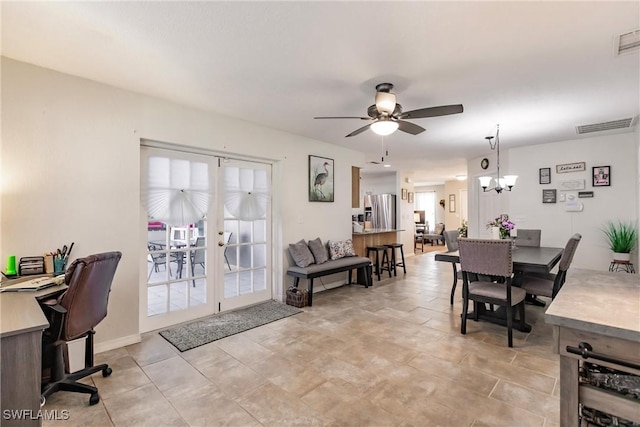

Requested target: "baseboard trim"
[{"left": 95, "top": 333, "right": 141, "bottom": 354}]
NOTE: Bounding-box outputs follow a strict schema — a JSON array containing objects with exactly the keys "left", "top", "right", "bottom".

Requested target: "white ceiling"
[{"left": 2, "top": 1, "right": 639, "bottom": 184}]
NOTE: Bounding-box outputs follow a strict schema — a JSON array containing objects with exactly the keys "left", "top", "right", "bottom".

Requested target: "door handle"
[{"left": 218, "top": 241, "right": 225, "bottom": 247}]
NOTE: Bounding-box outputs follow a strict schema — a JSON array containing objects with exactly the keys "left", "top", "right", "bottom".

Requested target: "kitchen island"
[
  {"left": 352, "top": 228, "right": 403, "bottom": 257},
  {"left": 545, "top": 268, "right": 640, "bottom": 426}
]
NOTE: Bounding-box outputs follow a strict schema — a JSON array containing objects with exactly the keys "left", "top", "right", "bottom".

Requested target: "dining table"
[
  {"left": 435, "top": 245, "right": 564, "bottom": 332},
  {"left": 149, "top": 240, "right": 189, "bottom": 278}
]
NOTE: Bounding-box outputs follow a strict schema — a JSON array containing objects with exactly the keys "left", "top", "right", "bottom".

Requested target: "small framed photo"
[
  {"left": 449, "top": 194, "right": 456, "bottom": 212},
  {"left": 542, "top": 189, "right": 557, "bottom": 203},
  {"left": 401, "top": 188, "right": 408, "bottom": 200},
  {"left": 539, "top": 168, "right": 551, "bottom": 184},
  {"left": 408, "top": 192, "right": 414, "bottom": 203},
  {"left": 592, "top": 166, "right": 610, "bottom": 187}
]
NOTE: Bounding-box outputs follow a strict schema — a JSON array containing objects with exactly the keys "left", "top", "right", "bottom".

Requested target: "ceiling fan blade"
[
  {"left": 399, "top": 104, "right": 464, "bottom": 119},
  {"left": 314, "top": 116, "right": 371, "bottom": 120},
  {"left": 346, "top": 123, "right": 373, "bottom": 137},
  {"left": 397, "top": 120, "right": 426, "bottom": 135}
]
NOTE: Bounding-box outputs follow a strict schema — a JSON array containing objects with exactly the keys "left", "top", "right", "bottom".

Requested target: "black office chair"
[{"left": 40, "top": 251, "right": 122, "bottom": 405}]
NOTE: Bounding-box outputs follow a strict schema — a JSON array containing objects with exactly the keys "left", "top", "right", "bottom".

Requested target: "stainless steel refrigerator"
[{"left": 364, "top": 194, "right": 396, "bottom": 229}]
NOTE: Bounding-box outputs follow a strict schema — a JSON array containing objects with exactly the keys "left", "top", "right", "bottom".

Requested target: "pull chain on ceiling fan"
[{"left": 314, "top": 82, "right": 464, "bottom": 138}]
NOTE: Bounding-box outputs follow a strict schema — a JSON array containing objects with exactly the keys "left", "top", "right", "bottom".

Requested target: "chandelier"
[{"left": 478, "top": 124, "right": 518, "bottom": 193}]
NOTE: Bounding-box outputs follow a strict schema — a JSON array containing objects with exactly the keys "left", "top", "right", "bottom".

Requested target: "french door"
[
  {"left": 217, "top": 159, "right": 272, "bottom": 312},
  {"left": 140, "top": 146, "right": 272, "bottom": 332}
]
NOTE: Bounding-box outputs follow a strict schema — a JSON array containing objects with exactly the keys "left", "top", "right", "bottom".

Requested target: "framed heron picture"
[{"left": 309, "top": 155, "right": 334, "bottom": 202}]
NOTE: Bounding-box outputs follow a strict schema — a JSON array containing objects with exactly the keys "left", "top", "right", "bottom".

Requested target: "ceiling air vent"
[
  {"left": 616, "top": 29, "right": 640, "bottom": 55},
  {"left": 576, "top": 117, "right": 637, "bottom": 135}
]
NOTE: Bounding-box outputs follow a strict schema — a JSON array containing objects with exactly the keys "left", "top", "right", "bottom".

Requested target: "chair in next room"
[
  {"left": 443, "top": 230, "right": 463, "bottom": 304},
  {"left": 40, "top": 251, "right": 122, "bottom": 405}
]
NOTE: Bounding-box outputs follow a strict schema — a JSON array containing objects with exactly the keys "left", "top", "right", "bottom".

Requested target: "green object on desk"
[{"left": 5, "top": 255, "right": 17, "bottom": 276}]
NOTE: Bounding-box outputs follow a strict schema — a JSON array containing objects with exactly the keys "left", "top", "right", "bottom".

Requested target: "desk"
[
  {"left": 0, "top": 277, "right": 67, "bottom": 427},
  {"left": 435, "top": 246, "right": 563, "bottom": 331}
]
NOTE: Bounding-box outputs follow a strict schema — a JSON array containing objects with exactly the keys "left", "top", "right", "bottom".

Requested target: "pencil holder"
[{"left": 53, "top": 258, "right": 67, "bottom": 275}]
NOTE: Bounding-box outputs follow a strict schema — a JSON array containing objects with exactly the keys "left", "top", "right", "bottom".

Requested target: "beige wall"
[{"left": 1, "top": 58, "right": 364, "bottom": 348}]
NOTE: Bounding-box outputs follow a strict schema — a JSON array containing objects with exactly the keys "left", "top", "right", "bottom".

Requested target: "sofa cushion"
[
  {"left": 288, "top": 239, "right": 315, "bottom": 268},
  {"left": 308, "top": 237, "right": 329, "bottom": 264},
  {"left": 327, "top": 239, "right": 356, "bottom": 260}
]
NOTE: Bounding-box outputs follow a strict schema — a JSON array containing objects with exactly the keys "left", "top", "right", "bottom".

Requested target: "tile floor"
[{"left": 43, "top": 251, "right": 560, "bottom": 426}]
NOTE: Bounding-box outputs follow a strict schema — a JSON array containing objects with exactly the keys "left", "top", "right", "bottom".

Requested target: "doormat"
[{"left": 158, "top": 300, "right": 302, "bottom": 352}]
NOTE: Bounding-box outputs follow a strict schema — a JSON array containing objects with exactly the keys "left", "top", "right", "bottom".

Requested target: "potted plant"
[
  {"left": 458, "top": 220, "right": 468, "bottom": 238},
  {"left": 603, "top": 220, "right": 638, "bottom": 262}
]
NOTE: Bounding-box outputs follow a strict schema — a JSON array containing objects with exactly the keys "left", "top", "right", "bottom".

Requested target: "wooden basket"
[{"left": 286, "top": 287, "right": 308, "bottom": 308}]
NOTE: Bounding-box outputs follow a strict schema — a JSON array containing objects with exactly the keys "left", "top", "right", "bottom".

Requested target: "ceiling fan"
[{"left": 314, "top": 83, "right": 463, "bottom": 137}]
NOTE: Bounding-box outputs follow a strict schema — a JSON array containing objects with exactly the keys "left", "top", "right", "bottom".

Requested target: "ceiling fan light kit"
[
  {"left": 479, "top": 124, "right": 518, "bottom": 194},
  {"left": 314, "top": 82, "right": 463, "bottom": 138},
  {"left": 371, "top": 118, "right": 399, "bottom": 136}
]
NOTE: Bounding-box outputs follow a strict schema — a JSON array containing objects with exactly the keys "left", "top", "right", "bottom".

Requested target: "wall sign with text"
[{"left": 556, "top": 162, "right": 586, "bottom": 173}]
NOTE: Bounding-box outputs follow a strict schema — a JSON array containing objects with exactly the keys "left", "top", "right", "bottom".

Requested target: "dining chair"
[
  {"left": 443, "top": 230, "right": 463, "bottom": 304},
  {"left": 516, "top": 229, "right": 541, "bottom": 247},
  {"left": 520, "top": 233, "right": 582, "bottom": 299},
  {"left": 190, "top": 236, "right": 206, "bottom": 287},
  {"left": 147, "top": 243, "right": 168, "bottom": 280},
  {"left": 458, "top": 238, "right": 526, "bottom": 348},
  {"left": 223, "top": 232, "right": 233, "bottom": 270}
]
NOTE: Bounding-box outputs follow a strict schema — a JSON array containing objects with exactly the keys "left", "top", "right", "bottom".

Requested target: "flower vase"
[{"left": 491, "top": 227, "right": 500, "bottom": 239}]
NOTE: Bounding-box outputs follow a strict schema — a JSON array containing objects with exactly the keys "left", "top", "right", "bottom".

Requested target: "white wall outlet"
[
  {"left": 297, "top": 215, "right": 303, "bottom": 224},
  {"left": 559, "top": 193, "right": 566, "bottom": 202}
]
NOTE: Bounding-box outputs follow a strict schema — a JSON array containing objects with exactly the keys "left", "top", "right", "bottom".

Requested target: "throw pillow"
[
  {"left": 308, "top": 237, "right": 328, "bottom": 264},
  {"left": 288, "top": 240, "right": 315, "bottom": 268},
  {"left": 327, "top": 239, "right": 356, "bottom": 260}
]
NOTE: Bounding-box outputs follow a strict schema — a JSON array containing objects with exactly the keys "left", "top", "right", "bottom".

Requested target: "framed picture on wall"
[
  {"left": 309, "top": 155, "right": 334, "bottom": 202},
  {"left": 539, "top": 167, "right": 551, "bottom": 184},
  {"left": 592, "top": 166, "right": 610, "bottom": 187},
  {"left": 449, "top": 194, "right": 456, "bottom": 212},
  {"left": 542, "top": 189, "right": 557, "bottom": 203},
  {"left": 408, "top": 192, "right": 414, "bottom": 203},
  {"left": 401, "top": 188, "right": 408, "bottom": 200}
]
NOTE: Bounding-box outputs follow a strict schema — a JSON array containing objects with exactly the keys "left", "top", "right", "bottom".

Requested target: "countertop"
[
  {"left": 545, "top": 268, "right": 640, "bottom": 342},
  {"left": 353, "top": 229, "right": 404, "bottom": 235}
]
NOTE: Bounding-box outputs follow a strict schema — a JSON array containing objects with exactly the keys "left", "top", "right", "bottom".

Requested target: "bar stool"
[
  {"left": 384, "top": 243, "right": 406, "bottom": 276},
  {"left": 366, "top": 246, "right": 392, "bottom": 280}
]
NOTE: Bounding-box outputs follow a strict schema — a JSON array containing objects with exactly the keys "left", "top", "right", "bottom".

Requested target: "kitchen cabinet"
[
  {"left": 352, "top": 166, "right": 360, "bottom": 208},
  {"left": 545, "top": 268, "right": 640, "bottom": 426}
]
